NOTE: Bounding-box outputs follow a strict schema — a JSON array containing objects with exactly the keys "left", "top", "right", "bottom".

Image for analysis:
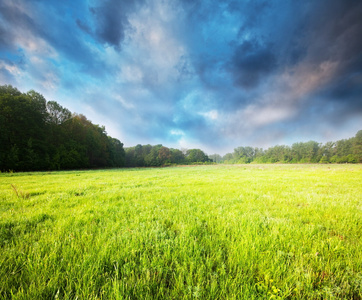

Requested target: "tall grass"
[{"left": 0, "top": 165, "right": 361, "bottom": 299}]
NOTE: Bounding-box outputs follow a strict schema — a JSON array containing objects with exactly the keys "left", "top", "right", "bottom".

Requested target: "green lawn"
[{"left": 0, "top": 165, "right": 361, "bottom": 299}]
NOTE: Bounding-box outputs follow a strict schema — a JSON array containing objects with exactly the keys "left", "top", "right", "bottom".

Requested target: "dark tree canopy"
[{"left": 0, "top": 85, "right": 125, "bottom": 171}]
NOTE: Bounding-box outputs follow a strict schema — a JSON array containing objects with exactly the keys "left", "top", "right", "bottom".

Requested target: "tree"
[
  {"left": 170, "top": 149, "right": 185, "bottom": 164},
  {"left": 125, "top": 147, "right": 136, "bottom": 167},
  {"left": 46, "top": 101, "right": 71, "bottom": 125},
  {"left": 222, "top": 153, "right": 233, "bottom": 163},
  {"left": 353, "top": 130, "right": 362, "bottom": 163},
  {"left": 264, "top": 145, "right": 291, "bottom": 163},
  {"left": 186, "top": 149, "right": 211, "bottom": 163},
  {"left": 0, "top": 86, "right": 48, "bottom": 170},
  {"left": 158, "top": 146, "right": 172, "bottom": 164},
  {"left": 291, "top": 141, "right": 320, "bottom": 163},
  {"left": 0, "top": 85, "right": 125, "bottom": 171},
  {"left": 107, "top": 137, "right": 125, "bottom": 167},
  {"left": 0, "top": 85, "right": 21, "bottom": 96},
  {"left": 145, "top": 145, "right": 162, "bottom": 166},
  {"left": 209, "top": 154, "right": 222, "bottom": 163}
]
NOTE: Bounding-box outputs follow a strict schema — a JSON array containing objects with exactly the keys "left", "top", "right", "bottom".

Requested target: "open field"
[{"left": 0, "top": 164, "right": 361, "bottom": 299}]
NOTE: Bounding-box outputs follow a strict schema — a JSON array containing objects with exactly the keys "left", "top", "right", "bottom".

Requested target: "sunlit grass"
[{"left": 0, "top": 165, "right": 361, "bottom": 299}]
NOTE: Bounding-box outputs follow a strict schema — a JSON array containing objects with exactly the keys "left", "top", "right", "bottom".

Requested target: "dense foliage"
[
  {"left": 124, "top": 145, "right": 211, "bottom": 167},
  {"left": 212, "top": 131, "right": 362, "bottom": 164},
  {"left": 1, "top": 84, "right": 360, "bottom": 171},
  {"left": 0, "top": 85, "right": 125, "bottom": 171}
]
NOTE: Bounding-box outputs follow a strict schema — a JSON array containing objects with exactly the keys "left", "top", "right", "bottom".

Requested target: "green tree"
[
  {"left": 158, "top": 146, "right": 172, "bottom": 164},
  {"left": 186, "top": 149, "right": 211, "bottom": 163},
  {"left": 318, "top": 141, "right": 335, "bottom": 163},
  {"left": 147, "top": 145, "right": 163, "bottom": 166},
  {"left": 107, "top": 137, "right": 125, "bottom": 167},
  {"left": 0, "top": 86, "right": 48, "bottom": 170},
  {"left": 352, "top": 130, "right": 362, "bottom": 163},
  {"left": 46, "top": 101, "right": 71, "bottom": 125},
  {"left": 0, "top": 85, "right": 125, "bottom": 171},
  {"left": 222, "top": 153, "right": 233, "bottom": 163},
  {"left": 209, "top": 154, "right": 222, "bottom": 163},
  {"left": 170, "top": 149, "right": 185, "bottom": 164}
]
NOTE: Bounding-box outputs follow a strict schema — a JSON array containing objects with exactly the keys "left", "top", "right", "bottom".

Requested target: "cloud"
[
  {"left": 0, "top": 60, "right": 21, "bottom": 84},
  {"left": 0, "top": 1, "right": 44, "bottom": 54},
  {"left": 76, "top": 19, "right": 92, "bottom": 35},
  {"left": 88, "top": 0, "right": 144, "bottom": 50},
  {"left": 200, "top": 110, "right": 218, "bottom": 121},
  {"left": 228, "top": 39, "right": 277, "bottom": 89},
  {"left": 88, "top": 0, "right": 362, "bottom": 151},
  {"left": 0, "top": 0, "right": 361, "bottom": 153}
]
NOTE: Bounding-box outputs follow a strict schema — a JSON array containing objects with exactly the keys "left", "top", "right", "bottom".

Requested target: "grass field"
[{"left": 0, "top": 164, "right": 361, "bottom": 299}]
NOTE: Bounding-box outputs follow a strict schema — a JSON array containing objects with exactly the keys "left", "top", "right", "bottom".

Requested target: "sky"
[{"left": 1, "top": 0, "right": 362, "bottom": 155}]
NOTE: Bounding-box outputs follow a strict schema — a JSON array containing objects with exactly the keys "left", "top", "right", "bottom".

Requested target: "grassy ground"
[{"left": 0, "top": 164, "right": 361, "bottom": 299}]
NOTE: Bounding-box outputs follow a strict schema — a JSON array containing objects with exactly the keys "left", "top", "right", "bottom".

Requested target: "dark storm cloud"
[
  {"left": 176, "top": 0, "right": 278, "bottom": 108},
  {"left": 297, "top": 0, "right": 362, "bottom": 72},
  {"left": 89, "top": 0, "right": 144, "bottom": 50},
  {"left": 329, "top": 73, "right": 362, "bottom": 101},
  {"left": 228, "top": 40, "right": 277, "bottom": 89},
  {"left": 304, "top": 0, "right": 362, "bottom": 63},
  {"left": 318, "top": 71, "right": 362, "bottom": 118},
  {"left": 297, "top": 0, "right": 362, "bottom": 114}
]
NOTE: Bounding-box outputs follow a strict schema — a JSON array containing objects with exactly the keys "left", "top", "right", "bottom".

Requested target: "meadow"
[{"left": 0, "top": 164, "right": 361, "bottom": 299}]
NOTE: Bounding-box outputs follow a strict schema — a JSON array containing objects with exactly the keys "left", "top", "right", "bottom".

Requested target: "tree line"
[
  {"left": 209, "top": 131, "right": 362, "bottom": 164},
  {"left": 0, "top": 85, "right": 125, "bottom": 171},
  {"left": 1, "top": 85, "right": 361, "bottom": 171},
  {"left": 125, "top": 145, "right": 211, "bottom": 167}
]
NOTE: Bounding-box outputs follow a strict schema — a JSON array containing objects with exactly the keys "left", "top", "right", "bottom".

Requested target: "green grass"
[{"left": 0, "top": 164, "right": 361, "bottom": 299}]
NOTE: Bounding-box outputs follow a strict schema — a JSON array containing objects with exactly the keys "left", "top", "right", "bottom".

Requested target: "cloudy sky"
[{"left": 1, "top": 0, "right": 361, "bottom": 154}]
